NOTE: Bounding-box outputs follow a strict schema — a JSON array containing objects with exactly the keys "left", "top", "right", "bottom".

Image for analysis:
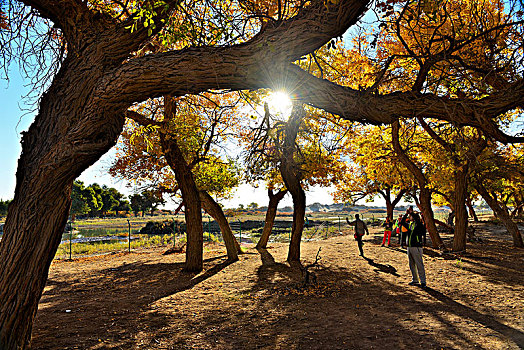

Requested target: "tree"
[
  {"left": 1, "top": 0, "right": 523, "bottom": 347},
  {"left": 0, "top": 199, "right": 11, "bottom": 217},
  {"left": 99, "top": 186, "right": 121, "bottom": 217},
  {"left": 280, "top": 104, "right": 307, "bottom": 262},
  {"left": 471, "top": 143, "right": 524, "bottom": 247},
  {"left": 113, "top": 94, "right": 242, "bottom": 267},
  {"left": 256, "top": 188, "right": 287, "bottom": 249},
  {"left": 141, "top": 189, "right": 165, "bottom": 216},
  {"left": 333, "top": 125, "right": 414, "bottom": 220},
  {"left": 392, "top": 120, "right": 445, "bottom": 249},
  {"left": 130, "top": 193, "right": 147, "bottom": 216},
  {"left": 114, "top": 198, "right": 132, "bottom": 215},
  {"left": 247, "top": 202, "right": 259, "bottom": 210},
  {"left": 242, "top": 100, "right": 349, "bottom": 257},
  {"left": 70, "top": 181, "right": 91, "bottom": 220},
  {"left": 84, "top": 183, "right": 104, "bottom": 217}
]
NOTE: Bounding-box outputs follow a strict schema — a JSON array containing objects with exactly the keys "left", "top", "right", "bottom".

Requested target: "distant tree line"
[
  {"left": 0, "top": 199, "right": 11, "bottom": 217},
  {"left": 70, "top": 181, "right": 165, "bottom": 219}
]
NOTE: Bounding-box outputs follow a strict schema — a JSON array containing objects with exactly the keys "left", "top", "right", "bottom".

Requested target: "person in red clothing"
[{"left": 381, "top": 216, "right": 393, "bottom": 247}]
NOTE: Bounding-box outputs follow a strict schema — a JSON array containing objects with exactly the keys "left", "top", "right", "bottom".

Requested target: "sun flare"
[{"left": 266, "top": 91, "right": 292, "bottom": 119}]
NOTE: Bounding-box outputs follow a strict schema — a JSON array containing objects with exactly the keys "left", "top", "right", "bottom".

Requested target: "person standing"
[
  {"left": 381, "top": 216, "right": 393, "bottom": 247},
  {"left": 346, "top": 214, "right": 369, "bottom": 257},
  {"left": 399, "top": 213, "right": 411, "bottom": 248},
  {"left": 395, "top": 214, "right": 405, "bottom": 245},
  {"left": 400, "top": 208, "right": 427, "bottom": 287}
]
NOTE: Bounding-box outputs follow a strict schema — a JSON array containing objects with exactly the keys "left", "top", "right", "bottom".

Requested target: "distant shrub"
[{"left": 139, "top": 220, "right": 174, "bottom": 235}]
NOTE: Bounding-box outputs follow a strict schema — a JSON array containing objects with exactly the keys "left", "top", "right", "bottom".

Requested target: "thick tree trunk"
[
  {"left": 280, "top": 105, "right": 306, "bottom": 263},
  {"left": 0, "top": 58, "right": 125, "bottom": 347},
  {"left": 257, "top": 189, "right": 287, "bottom": 249},
  {"left": 466, "top": 196, "right": 479, "bottom": 222},
  {"left": 475, "top": 183, "right": 524, "bottom": 248},
  {"left": 452, "top": 166, "right": 469, "bottom": 252},
  {"left": 385, "top": 199, "right": 393, "bottom": 221},
  {"left": 199, "top": 191, "right": 240, "bottom": 261},
  {"left": 391, "top": 121, "right": 444, "bottom": 249},
  {"left": 0, "top": 182, "right": 72, "bottom": 349},
  {"left": 287, "top": 186, "right": 306, "bottom": 262},
  {"left": 418, "top": 187, "right": 443, "bottom": 248},
  {"left": 160, "top": 96, "right": 207, "bottom": 271},
  {"left": 161, "top": 133, "right": 203, "bottom": 271}
]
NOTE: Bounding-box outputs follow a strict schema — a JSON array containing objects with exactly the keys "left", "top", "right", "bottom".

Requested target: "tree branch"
[{"left": 126, "top": 110, "right": 162, "bottom": 126}]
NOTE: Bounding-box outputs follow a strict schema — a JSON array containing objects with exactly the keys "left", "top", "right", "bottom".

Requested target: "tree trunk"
[
  {"left": 380, "top": 187, "right": 406, "bottom": 220},
  {"left": 199, "top": 191, "right": 240, "bottom": 261},
  {"left": 391, "top": 121, "right": 444, "bottom": 249},
  {"left": 161, "top": 133, "right": 203, "bottom": 271},
  {"left": 280, "top": 105, "right": 306, "bottom": 263},
  {"left": 0, "top": 181, "right": 72, "bottom": 349},
  {"left": 0, "top": 58, "right": 125, "bottom": 347},
  {"left": 452, "top": 165, "right": 469, "bottom": 252},
  {"left": 287, "top": 186, "right": 306, "bottom": 262},
  {"left": 385, "top": 198, "right": 393, "bottom": 221},
  {"left": 418, "top": 187, "right": 443, "bottom": 248},
  {"left": 475, "top": 183, "right": 524, "bottom": 248},
  {"left": 466, "top": 196, "right": 479, "bottom": 222},
  {"left": 257, "top": 189, "right": 287, "bottom": 249},
  {"left": 391, "top": 189, "right": 407, "bottom": 219}
]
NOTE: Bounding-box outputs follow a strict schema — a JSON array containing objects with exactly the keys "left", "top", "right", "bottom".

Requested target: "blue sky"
[
  {"left": 1, "top": 66, "right": 33, "bottom": 201},
  {"left": 0, "top": 69, "right": 328, "bottom": 207},
  {"left": 0, "top": 64, "right": 337, "bottom": 208},
  {"left": 0, "top": 64, "right": 131, "bottom": 201}
]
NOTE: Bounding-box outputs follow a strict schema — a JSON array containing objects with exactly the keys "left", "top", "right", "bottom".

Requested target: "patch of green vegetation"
[
  {"left": 454, "top": 258, "right": 463, "bottom": 269},
  {"left": 55, "top": 234, "right": 176, "bottom": 259}
]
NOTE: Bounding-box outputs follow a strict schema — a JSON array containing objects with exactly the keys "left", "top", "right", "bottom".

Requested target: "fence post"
[
  {"left": 127, "top": 219, "right": 131, "bottom": 253},
  {"left": 238, "top": 219, "right": 242, "bottom": 245},
  {"left": 69, "top": 221, "right": 72, "bottom": 260},
  {"left": 208, "top": 216, "right": 211, "bottom": 241},
  {"left": 338, "top": 216, "right": 341, "bottom": 233},
  {"left": 172, "top": 219, "right": 176, "bottom": 247}
]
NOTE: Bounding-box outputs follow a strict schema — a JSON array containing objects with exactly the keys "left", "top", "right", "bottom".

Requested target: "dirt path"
[{"left": 32, "top": 222, "right": 524, "bottom": 349}]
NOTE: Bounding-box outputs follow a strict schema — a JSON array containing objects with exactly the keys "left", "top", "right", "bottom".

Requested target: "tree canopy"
[{"left": 1, "top": 0, "right": 524, "bottom": 348}]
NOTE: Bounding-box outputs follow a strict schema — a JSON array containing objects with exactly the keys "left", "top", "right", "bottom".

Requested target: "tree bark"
[
  {"left": 160, "top": 133, "right": 203, "bottom": 271},
  {"left": 452, "top": 165, "right": 469, "bottom": 252},
  {"left": 466, "top": 196, "right": 479, "bottom": 222},
  {"left": 391, "top": 121, "right": 444, "bottom": 249},
  {"left": 286, "top": 186, "right": 306, "bottom": 263},
  {"left": 199, "top": 191, "right": 241, "bottom": 261},
  {"left": 280, "top": 106, "right": 306, "bottom": 263},
  {"left": 475, "top": 183, "right": 524, "bottom": 248},
  {"left": 380, "top": 187, "right": 406, "bottom": 220},
  {"left": 383, "top": 188, "right": 394, "bottom": 220},
  {"left": 0, "top": 182, "right": 71, "bottom": 349},
  {"left": 0, "top": 59, "right": 125, "bottom": 348},
  {"left": 257, "top": 189, "right": 287, "bottom": 249}
]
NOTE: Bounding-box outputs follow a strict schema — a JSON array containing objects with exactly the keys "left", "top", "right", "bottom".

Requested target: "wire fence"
[
  {"left": 4, "top": 208, "right": 496, "bottom": 260},
  {"left": 54, "top": 215, "right": 369, "bottom": 260}
]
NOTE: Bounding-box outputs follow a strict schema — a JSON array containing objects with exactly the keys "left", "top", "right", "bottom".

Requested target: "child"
[{"left": 381, "top": 216, "right": 393, "bottom": 247}]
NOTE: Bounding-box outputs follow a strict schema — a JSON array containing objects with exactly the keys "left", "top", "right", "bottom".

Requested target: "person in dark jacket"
[
  {"left": 346, "top": 214, "right": 369, "bottom": 257},
  {"left": 400, "top": 207, "right": 427, "bottom": 287}
]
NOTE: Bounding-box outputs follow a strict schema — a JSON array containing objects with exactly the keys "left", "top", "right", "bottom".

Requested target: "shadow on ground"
[{"left": 32, "top": 233, "right": 524, "bottom": 350}]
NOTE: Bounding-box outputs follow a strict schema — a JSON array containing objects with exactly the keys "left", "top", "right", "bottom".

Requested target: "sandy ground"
[{"left": 32, "top": 221, "right": 524, "bottom": 349}]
